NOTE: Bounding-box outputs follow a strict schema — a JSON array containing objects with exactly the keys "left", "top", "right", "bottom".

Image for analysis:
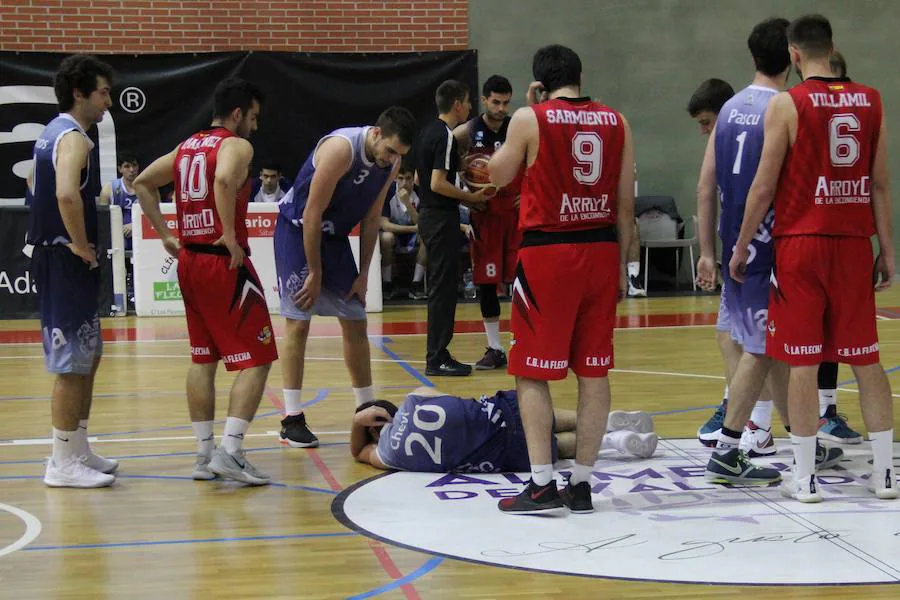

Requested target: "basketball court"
[{"left": 1, "top": 291, "right": 899, "bottom": 598}]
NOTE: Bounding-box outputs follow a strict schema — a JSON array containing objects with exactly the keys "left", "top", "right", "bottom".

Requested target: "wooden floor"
[{"left": 1, "top": 290, "right": 899, "bottom": 598}]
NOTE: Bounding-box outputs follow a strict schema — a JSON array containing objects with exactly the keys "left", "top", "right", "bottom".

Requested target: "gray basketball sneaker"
[
  {"left": 705, "top": 448, "right": 782, "bottom": 485},
  {"left": 207, "top": 447, "right": 271, "bottom": 485},
  {"left": 192, "top": 453, "right": 216, "bottom": 480}
]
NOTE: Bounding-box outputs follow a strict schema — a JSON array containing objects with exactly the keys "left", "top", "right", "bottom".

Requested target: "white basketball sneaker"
[
  {"left": 84, "top": 449, "right": 119, "bottom": 474},
  {"left": 607, "top": 410, "right": 654, "bottom": 434},
  {"left": 781, "top": 472, "right": 823, "bottom": 503},
  {"left": 867, "top": 468, "right": 899, "bottom": 499},
  {"left": 44, "top": 455, "right": 116, "bottom": 488},
  {"left": 739, "top": 420, "right": 776, "bottom": 457},
  {"left": 603, "top": 430, "right": 658, "bottom": 458}
]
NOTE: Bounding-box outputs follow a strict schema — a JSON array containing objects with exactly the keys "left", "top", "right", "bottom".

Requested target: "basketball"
[{"left": 463, "top": 153, "right": 493, "bottom": 189}]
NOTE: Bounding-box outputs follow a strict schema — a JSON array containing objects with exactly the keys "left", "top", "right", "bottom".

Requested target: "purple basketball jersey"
[
  {"left": 715, "top": 85, "right": 778, "bottom": 275},
  {"left": 376, "top": 392, "right": 515, "bottom": 473}
]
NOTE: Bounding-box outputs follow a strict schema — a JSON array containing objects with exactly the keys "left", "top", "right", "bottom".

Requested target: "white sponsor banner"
[{"left": 132, "top": 203, "right": 381, "bottom": 316}]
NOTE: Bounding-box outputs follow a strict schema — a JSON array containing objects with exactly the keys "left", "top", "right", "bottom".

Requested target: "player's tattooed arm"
[
  {"left": 871, "top": 104, "right": 894, "bottom": 290},
  {"left": 134, "top": 146, "right": 181, "bottom": 257},
  {"left": 731, "top": 92, "right": 793, "bottom": 282},
  {"left": 488, "top": 106, "right": 535, "bottom": 188},
  {"left": 696, "top": 131, "right": 718, "bottom": 291},
  {"left": 351, "top": 161, "right": 401, "bottom": 305},
  {"left": 213, "top": 137, "right": 254, "bottom": 269}
]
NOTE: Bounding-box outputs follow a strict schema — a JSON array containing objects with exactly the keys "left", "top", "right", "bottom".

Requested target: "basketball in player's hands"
[{"left": 462, "top": 153, "right": 493, "bottom": 190}]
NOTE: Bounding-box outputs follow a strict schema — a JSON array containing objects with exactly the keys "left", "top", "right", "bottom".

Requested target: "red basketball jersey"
[
  {"left": 519, "top": 97, "right": 625, "bottom": 232},
  {"left": 464, "top": 116, "right": 522, "bottom": 213},
  {"left": 174, "top": 127, "right": 251, "bottom": 246},
  {"left": 774, "top": 78, "right": 882, "bottom": 238}
]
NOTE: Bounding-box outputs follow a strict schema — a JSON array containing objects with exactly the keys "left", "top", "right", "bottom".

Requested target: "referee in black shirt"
[{"left": 416, "top": 80, "right": 492, "bottom": 376}]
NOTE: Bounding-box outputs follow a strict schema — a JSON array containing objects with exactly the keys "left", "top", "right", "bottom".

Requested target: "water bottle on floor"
[{"left": 463, "top": 269, "right": 476, "bottom": 300}]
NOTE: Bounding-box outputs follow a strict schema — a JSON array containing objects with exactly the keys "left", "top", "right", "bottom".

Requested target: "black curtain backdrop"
[{"left": 0, "top": 50, "right": 478, "bottom": 200}]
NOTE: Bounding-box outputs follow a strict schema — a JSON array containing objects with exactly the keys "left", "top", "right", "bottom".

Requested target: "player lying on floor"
[{"left": 351, "top": 386, "right": 656, "bottom": 472}]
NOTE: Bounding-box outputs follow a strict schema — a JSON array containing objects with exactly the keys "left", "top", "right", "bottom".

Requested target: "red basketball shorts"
[
  {"left": 177, "top": 249, "right": 278, "bottom": 371},
  {"left": 508, "top": 241, "right": 619, "bottom": 380},
  {"left": 766, "top": 236, "right": 879, "bottom": 366},
  {"left": 470, "top": 209, "right": 521, "bottom": 285}
]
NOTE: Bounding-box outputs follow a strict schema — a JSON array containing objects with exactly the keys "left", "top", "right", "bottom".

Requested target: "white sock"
[
  {"left": 627, "top": 261, "right": 639, "bottom": 278},
  {"left": 530, "top": 464, "right": 553, "bottom": 486},
  {"left": 791, "top": 434, "right": 817, "bottom": 482},
  {"left": 870, "top": 429, "right": 894, "bottom": 473},
  {"left": 569, "top": 463, "right": 593, "bottom": 485},
  {"left": 222, "top": 417, "right": 250, "bottom": 454},
  {"left": 715, "top": 429, "right": 741, "bottom": 452},
  {"left": 413, "top": 263, "right": 426, "bottom": 283},
  {"left": 52, "top": 428, "right": 78, "bottom": 464},
  {"left": 600, "top": 430, "right": 621, "bottom": 451},
  {"left": 353, "top": 386, "right": 375, "bottom": 407},
  {"left": 750, "top": 400, "right": 773, "bottom": 430},
  {"left": 484, "top": 320, "right": 502, "bottom": 351},
  {"left": 382, "top": 265, "right": 392, "bottom": 283},
  {"left": 283, "top": 388, "right": 304, "bottom": 416},
  {"left": 74, "top": 418, "right": 90, "bottom": 456},
  {"left": 818, "top": 389, "right": 836, "bottom": 417},
  {"left": 723, "top": 385, "right": 729, "bottom": 403},
  {"left": 191, "top": 420, "right": 215, "bottom": 456}
]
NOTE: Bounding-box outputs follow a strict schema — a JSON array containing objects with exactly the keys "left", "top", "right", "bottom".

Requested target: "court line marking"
[
  {"left": 3, "top": 363, "right": 894, "bottom": 447},
  {"left": 0, "top": 384, "right": 417, "bottom": 403},
  {"left": 306, "top": 448, "right": 424, "bottom": 600},
  {"left": 0, "top": 474, "right": 339, "bottom": 496},
  {"left": 0, "top": 324, "right": 724, "bottom": 348},
  {"left": 0, "top": 354, "right": 427, "bottom": 364},
  {"left": 372, "top": 336, "right": 433, "bottom": 386},
  {"left": 21, "top": 531, "right": 355, "bottom": 552},
  {"left": 348, "top": 556, "right": 445, "bottom": 600},
  {"left": 2, "top": 317, "right": 900, "bottom": 347},
  {"left": 0, "top": 503, "right": 42, "bottom": 558},
  {"left": 0, "top": 432, "right": 350, "bottom": 447},
  {"left": 658, "top": 439, "right": 900, "bottom": 581}
]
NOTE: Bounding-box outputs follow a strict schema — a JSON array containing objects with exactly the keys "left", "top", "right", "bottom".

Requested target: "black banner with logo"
[
  {"left": 0, "top": 206, "right": 115, "bottom": 319},
  {"left": 0, "top": 50, "right": 478, "bottom": 202}
]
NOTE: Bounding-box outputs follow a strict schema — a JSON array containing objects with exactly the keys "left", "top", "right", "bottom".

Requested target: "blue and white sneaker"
[
  {"left": 818, "top": 414, "right": 863, "bottom": 445},
  {"left": 698, "top": 401, "right": 726, "bottom": 447}
]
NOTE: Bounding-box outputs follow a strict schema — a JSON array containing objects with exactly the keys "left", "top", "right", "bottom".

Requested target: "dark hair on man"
[
  {"left": 355, "top": 400, "right": 399, "bottom": 419},
  {"left": 532, "top": 45, "right": 582, "bottom": 94},
  {"left": 482, "top": 74, "right": 512, "bottom": 98},
  {"left": 259, "top": 159, "right": 281, "bottom": 173},
  {"left": 830, "top": 51, "right": 848, "bottom": 77},
  {"left": 748, "top": 18, "right": 791, "bottom": 76},
  {"left": 376, "top": 106, "right": 417, "bottom": 146},
  {"left": 687, "top": 78, "right": 735, "bottom": 117},
  {"left": 213, "top": 77, "right": 265, "bottom": 120},
  {"left": 788, "top": 14, "right": 834, "bottom": 58},
  {"left": 398, "top": 163, "right": 415, "bottom": 176},
  {"left": 54, "top": 54, "right": 114, "bottom": 113},
  {"left": 436, "top": 80, "right": 470, "bottom": 114},
  {"left": 117, "top": 151, "right": 139, "bottom": 166}
]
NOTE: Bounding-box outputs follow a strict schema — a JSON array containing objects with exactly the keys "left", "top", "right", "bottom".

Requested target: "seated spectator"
[
  {"left": 251, "top": 159, "right": 291, "bottom": 202},
  {"left": 380, "top": 165, "right": 427, "bottom": 300},
  {"left": 98, "top": 151, "right": 140, "bottom": 304}
]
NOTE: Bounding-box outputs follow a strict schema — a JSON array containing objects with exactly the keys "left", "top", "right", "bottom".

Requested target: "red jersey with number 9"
[
  {"left": 174, "top": 127, "right": 250, "bottom": 246},
  {"left": 519, "top": 97, "right": 624, "bottom": 233},
  {"left": 774, "top": 78, "right": 882, "bottom": 238}
]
